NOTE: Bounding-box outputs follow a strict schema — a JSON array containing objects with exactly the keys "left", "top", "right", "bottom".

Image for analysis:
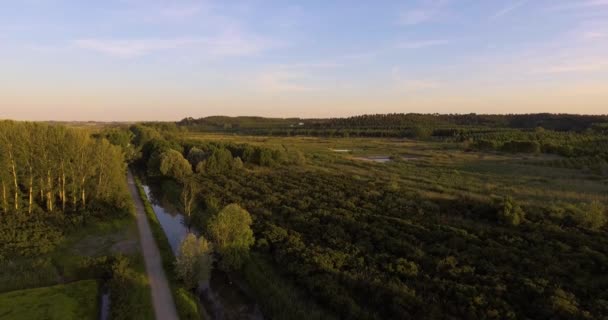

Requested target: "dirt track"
[{"left": 127, "top": 170, "right": 179, "bottom": 320}]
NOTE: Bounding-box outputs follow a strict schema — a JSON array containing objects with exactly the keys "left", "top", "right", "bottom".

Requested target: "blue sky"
[{"left": 1, "top": 0, "right": 607, "bottom": 121}]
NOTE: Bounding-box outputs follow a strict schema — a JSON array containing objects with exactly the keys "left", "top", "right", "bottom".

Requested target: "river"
[{"left": 141, "top": 183, "right": 264, "bottom": 320}]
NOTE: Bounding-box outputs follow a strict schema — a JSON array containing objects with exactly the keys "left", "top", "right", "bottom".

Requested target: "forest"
[
  {"left": 0, "top": 121, "right": 131, "bottom": 258},
  {"left": 0, "top": 121, "right": 155, "bottom": 320},
  {"left": 130, "top": 117, "right": 608, "bottom": 320}
]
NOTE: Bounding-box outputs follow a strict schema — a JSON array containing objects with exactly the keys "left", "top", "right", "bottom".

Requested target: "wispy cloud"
[
  {"left": 74, "top": 31, "right": 281, "bottom": 58},
  {"left": 400, "top": 79, "right": 441, "bottom": 91},
  {"left": 74, "top": 38, "right": 198, "bottom": 58},
  {"left": 398, "top": 0, "right": 449, "bottom": 25},
  {"left": 548, "top": 0, "right": 608, "bottom": 11},
  {"left": 490, "top": 0, "right": 528, "bottom": 19},
  {"left": 255, "top": 70, "right": 318, "bottom": 93},
  {"left": 115, "top": 0, "right": 207, "bottom": 23},
  {"left": 582, "top": 31, "right": 606, "bottom": 39},
  {"left": 398, "top": 39, "right": 449, "bottom": 49},
  {"left": 533, "top": 61, "right": 608, "bottom": 74},
  {"left": 157, "top": 4, "right": 203, "bottom": 19},
  {"left": 391, "top": 66, "right": 441, "bottom": 92}
]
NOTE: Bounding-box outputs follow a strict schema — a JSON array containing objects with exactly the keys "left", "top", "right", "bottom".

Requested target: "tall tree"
[
  {"left": 180, "top": 177, "right": 199, "bottom": 221},
  {"left": 207, "top": 204, "right": 255, "bottom": 270},
  {"left": 175, "top": 233, "right": 213, "bottom": 289}
]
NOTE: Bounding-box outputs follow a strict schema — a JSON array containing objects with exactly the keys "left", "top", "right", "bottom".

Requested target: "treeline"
[
  {"left": 0, "top": 121, "right": 130, "bottom": 259},
  {"left": 128, "top": 124, "right": 305, "bottom": 180},
  {"left": 176, "top": 114, "right": 608, "bottom": 160},
  {"left": 178, "top": 113, "right": 608, "bottom": 133}
]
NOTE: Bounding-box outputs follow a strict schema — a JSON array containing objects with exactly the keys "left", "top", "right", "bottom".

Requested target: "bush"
[
  {"left": 570, "top": 201, "right": 607, "bottom": 230},
  {"left": 497, "top": 196, "right": 525, "bottom": 226},
  {"left": 174, "top": 287, "right": 202, "bottom": 320}
]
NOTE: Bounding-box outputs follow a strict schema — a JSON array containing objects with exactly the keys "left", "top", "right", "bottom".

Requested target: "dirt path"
[{"left": 127, "top": 170, "right": 179, "bottom": 320}]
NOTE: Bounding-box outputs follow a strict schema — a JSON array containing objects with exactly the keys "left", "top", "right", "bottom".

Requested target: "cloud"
[
  {"left": 400, "top": 80, "right": 441, "bottom": 91},
  {"left": 582, "top": 31, "right": 606, "bottom": 39},
  {"left": 398, "top": 9, "right": 434, "bottom": 25},
  {"left": 74, "top": 31, "right": 281, "bottom": 58},
  {"left": 255, "top": 71, "right": 318, "bottom": 93},
  {"left": 397, "top": 0, "right": 449, "bottom": 25},
  {"left": 398, "top": 39, "right": 449, "bottom": 49},
  {"left": 391, "top": 66, "right": 441, "bottom": 92},
  {"left": 74, "top": 38, "right": 198, "bottom": 57},
  {"left": 490, "top": 0, "right": 528, "bottom": 19},
  {"left": 115, "top": 0, "right": 207, "bottom": 23},
  {"left": 548, "top": 0, "right": 608, "bottom": 11},
  {"left": 157, "top": 4, "right": 203, "bottom": 19},
  {"left": 533, "top": 61, "right": 608, "bottom": 74}
]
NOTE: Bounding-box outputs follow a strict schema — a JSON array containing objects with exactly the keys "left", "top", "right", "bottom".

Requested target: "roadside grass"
[
  {"left": 133, "top": 175, "right": 204, "bottom": 320},
  {"left": 0, "top": 280, "right": 98, "bottom": 320}
]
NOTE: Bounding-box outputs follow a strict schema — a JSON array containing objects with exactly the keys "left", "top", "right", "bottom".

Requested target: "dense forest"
[
  {"left": 0, "top": 121, "right": 131, "bottom": 258},
  {"left": 131, "top": 120, "right": 608, "bottom": 320}
]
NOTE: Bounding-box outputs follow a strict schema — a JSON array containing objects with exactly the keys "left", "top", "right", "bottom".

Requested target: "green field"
[
  {"left": 0, "top": 280, "right": 99, "bottom": 320},
  {"left": 184, "top": 133, "right": 608, "bottom": 206}
]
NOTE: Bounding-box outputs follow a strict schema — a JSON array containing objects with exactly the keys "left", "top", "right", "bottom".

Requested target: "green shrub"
[{"left": 174, "top": 287, "right": 202, "bottom": 320}]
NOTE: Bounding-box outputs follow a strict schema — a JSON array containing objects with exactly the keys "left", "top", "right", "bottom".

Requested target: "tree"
[
  {"left": 207, "top": 204, "right": 255, "bottom": 270},
  {"left": 100, "top": 128, "right": 137, "bottom": 162},
  {"left": 204, "top": 148, "right": 234, "bottom": 174},
  {"left": 159, "top": 150, "right": 192, "bottom": 182},
  {"left": 175, "top": 233, "right": 213, "bottom": 289},
  {"left": 186, "top": 147, "right": 207, "bottom": 167},
  {"left": 498, "top": 196, "right": 525, "bottom": 226},
  {"left": 180, "top": 178, "right": 199, "bottom": 221}
]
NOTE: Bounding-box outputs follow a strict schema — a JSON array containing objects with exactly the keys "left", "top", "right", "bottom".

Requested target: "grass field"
[{"left": 0, "top": 280, "right": 98, "bottom": 320}]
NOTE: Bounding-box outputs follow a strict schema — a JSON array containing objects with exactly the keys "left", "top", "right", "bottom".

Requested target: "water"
[
  {"left": 141, "top": 183, "right": 264, "bottom": 320},
  {"left": 353, "top": 156, "right": 392, "bottom": 163},
  {"left": 142, "top": 185, "right": 190, "bottom": 252},
  {"left": 99, "top": 290, "right": 110, "bottom": 320}
]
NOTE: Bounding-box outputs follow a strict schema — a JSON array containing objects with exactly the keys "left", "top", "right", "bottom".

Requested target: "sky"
[{"left": 0, "top": 0, "right": 607, "bottom": 121}]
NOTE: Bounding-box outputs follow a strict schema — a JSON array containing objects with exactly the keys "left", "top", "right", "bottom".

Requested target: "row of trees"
[
  {"left": 0, "top": 121, "right": 128, "bottom": 216},
  {"left": 178, "top": 114, "right": 608, "bottom": 132},
  {"left": 0, "top": 121, "right": 131, "bottom": 260}
]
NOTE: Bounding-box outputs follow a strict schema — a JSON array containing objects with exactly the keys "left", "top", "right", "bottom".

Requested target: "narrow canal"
[{"left": 141, "top": 183, "right": 263, "bottom": 320}]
